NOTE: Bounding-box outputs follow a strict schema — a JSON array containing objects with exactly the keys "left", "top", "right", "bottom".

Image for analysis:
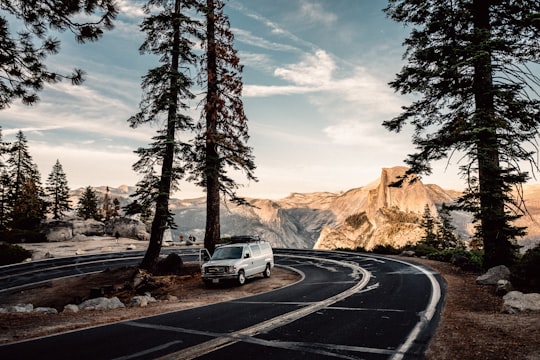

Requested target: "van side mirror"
[{"left": 244, "top": 253, "right": 250, "bottom": 259}]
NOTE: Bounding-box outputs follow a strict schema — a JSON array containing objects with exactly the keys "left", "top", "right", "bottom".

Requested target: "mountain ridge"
[{"left": 72, "top": 166, "right": 540, "bottom": 251}]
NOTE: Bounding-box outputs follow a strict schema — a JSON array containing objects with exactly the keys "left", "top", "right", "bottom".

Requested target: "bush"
[
  {"left": 0, "top": 243, "right": 32, "bottom": 265},
  {"left": 371, "top": 244, "right": 403, "bottom": 255},
  {"left": 511, "top": 245, "right": 540, "bottom": 293},
  {"left": 427, "top": 248, "right": 483, "bottom": 271},
  {"left": 0, "top": 230, "right": 47, "bottom": 243}
]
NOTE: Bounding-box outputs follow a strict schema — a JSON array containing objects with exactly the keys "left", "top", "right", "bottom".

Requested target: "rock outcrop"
[{"left": 43, "top": 217, "right": 148, "bottom": 242}]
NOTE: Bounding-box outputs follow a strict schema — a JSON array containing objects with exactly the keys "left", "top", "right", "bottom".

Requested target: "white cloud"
[
  {"left": 274, "top": 50, "right": 335, "bottom": 86},
  {"left": 297, "top": 0, "right": 338, "bottom": 26}
]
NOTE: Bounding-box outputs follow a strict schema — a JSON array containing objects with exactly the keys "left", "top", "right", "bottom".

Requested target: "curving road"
[{"left": 0, "top": 249, "right": 445, "bottom": 360}]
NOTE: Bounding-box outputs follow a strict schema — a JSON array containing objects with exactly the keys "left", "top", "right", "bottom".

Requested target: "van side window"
[{"left": 250, "top": 244, "right": 261, "bottom": 257}]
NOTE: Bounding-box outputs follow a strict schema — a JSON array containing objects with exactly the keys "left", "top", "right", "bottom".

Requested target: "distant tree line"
[{"left": 0, "top": 128, "right": 127, "bottom": 238}]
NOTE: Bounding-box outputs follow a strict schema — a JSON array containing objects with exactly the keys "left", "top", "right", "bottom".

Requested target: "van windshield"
[{"left": 212, "top": 246, "right": 243, "bottom": 260}]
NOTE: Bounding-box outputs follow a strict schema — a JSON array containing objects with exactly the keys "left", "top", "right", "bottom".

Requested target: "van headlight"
[{"left": 229, "top": 266, "right": 237, "bottom": 273}]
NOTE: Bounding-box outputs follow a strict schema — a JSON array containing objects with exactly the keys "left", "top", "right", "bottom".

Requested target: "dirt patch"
[
  {"left": 0, "top": 264, "right": 300, "bottom": 344},
  {"left": 1, "top": 256, "right": 539, "bottom": 359}
]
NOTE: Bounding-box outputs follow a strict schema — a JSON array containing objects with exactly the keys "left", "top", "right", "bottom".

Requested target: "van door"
[
  {"left": 241, "top": 245, "right": 255, "bottom": 276},
  {"left": 249, "top": 244, "right": 265, "bottom": 274}
]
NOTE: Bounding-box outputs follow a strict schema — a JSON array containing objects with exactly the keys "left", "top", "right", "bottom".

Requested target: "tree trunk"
[
  {"left": 203, "top": 0, "right": 220, "bottom": 255},
  {"left": 472, "top": 0, "right": 513, "bottom": 268},
  {"left": 140, "top": 0, "right": 182, "bottom": 272}
]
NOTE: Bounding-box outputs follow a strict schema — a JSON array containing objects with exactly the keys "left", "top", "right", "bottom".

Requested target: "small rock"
[
  {"left": 400, "top": 250, "right": 415, "bottom": 257},
  {"left": 126, "top": 244, "right": 136, "bottom": 250},
  {"left": 164, "top": 295, "right": 178, "bottom": 302},
  {"left": 496, "top": 279, "right": 513, "bottom": 296},
  {"left": 63, "top": 304, "right": 79, "bottom": 313},
  {"left": 130, "top": 296, "right": 148, "bottom": 307},
  {"left": 6, "top": 304, "right": 33, "bottom": 313},
  {"left": 75, "top": 249, "right": 86, "bottom": 255},
  {"left": 34, "top": 307, "right": 58, "bottom": 314},
  {"left": 78, "top": 297, "right": 125, "bottom": 311}
]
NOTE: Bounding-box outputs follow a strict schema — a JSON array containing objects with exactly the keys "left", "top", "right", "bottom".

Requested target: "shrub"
[
  {"left": 345, "top": 212, "right": 368, "bottom": 229},
  {"left": 511, "top": 245, "right": 540, "bottom": 293},
  {"left": 0, "top": 243, "right": 32, "bottom": 265},
  {"left": 427, "top": 248, "right": 483, "bottom": 271},
  {"left": 371, "top": 244, "right": 403, "bottom": 255},
  {"left": 0, "top": 230, "right": 47, "bottom": 243}
]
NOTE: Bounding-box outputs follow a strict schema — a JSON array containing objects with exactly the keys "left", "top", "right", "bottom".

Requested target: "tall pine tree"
[
  {"left": 190, "top": 0, "right": 256, "bottom": 254},
  {"left": 384, "top": 0, "right": 540, "bottom": 268},
  {"left": 46, "top": 159, "right": 71, "bottom": 220},
  {"left": 128, "top": 0, "right": 201, "bottom": 272},
  {"left": 7, "top": 130, "right": 45, "bottom": 230}
]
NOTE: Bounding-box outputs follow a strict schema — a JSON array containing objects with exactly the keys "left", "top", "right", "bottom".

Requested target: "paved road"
[{"left": 0, "top": 249, "right": 444, "bottom": 360}]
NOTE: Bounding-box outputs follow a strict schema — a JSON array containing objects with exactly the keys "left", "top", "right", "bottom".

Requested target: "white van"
[{"left": 201, "top": 236, "right": 274, "bottom": 286}]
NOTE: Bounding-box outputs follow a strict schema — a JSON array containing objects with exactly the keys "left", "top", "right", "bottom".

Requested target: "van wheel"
[
  {"left": 263, "top": 264, "right": 271, "bottom": 278},
  {"left": 237, "top": 270, "right": 246, "bottom": 286}
]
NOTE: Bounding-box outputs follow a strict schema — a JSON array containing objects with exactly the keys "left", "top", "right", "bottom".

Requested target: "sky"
[{"left": 0, "top": 0, "right": 511, "bottom": 199}]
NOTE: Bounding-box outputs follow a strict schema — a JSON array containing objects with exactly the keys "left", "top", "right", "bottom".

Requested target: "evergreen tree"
[
  {"left": 128, "top": 0, "right": 201, "bottom": 272},
  {"left": 0, "top": 169, "right": 10, "bottom": 230},
  {"left": 420, "top": 204, "right": 438, "bottom": 248},
  {"left": 190, "top": 0, "right": 256, "bottom": 254},
  {"left": 45, "top": 159, "right": 71, "bottom": 220},
  {"left": 76, "top": 186, "right": 99, "bottom": 220},
  {"left": 0, "top": 0, "right": 117, "bottom": 108},
  {"left": 384, "top": 0, "right": 540, "bottom": 268},
  {"left": 436, "top": 204, "right": 460, "bottom": 249},
  {"left": 0, "top": 128, "right": 10, "bottom": 229},
  {"left": 11, "top": 178, "right": 46, "bottom": 229},
  {"left": 7, "top": 130, "right": 45, "bottom": 229}
]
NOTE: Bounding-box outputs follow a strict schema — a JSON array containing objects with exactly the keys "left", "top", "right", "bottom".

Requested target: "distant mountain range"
[{"left": 72, "top": 166, "right": 540, "bottom": 252}]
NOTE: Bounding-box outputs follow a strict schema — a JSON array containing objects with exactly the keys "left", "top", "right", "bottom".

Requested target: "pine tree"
[
  {"left": 420, "top": 204, "right": 438, "bottom": 248},
  {"left": 191, "top": 0, "right": 256, "bottom": 254},
  {"left": 76, "top": 186, "right": 99, "bottom": 221},
  {"left": 0, "top": 0, "right": 117, "bottom": 108},
  {"left": 128, "top": 0, "right": 201, "bottom": 272},
  {"left": 7, "top": 130, "right": 45, "bottom": 229},
  {"left": 436, "top": 204, "right": 460, "bottom": 249},
  {"left": 0, "top": 128, "right": 10, "bottom": 229},
  {"left": 46, "top": 159, "right": 71, "bottom": 220},
  {"left": 384, "top": 0, "right": 540, "bottom": 268}
]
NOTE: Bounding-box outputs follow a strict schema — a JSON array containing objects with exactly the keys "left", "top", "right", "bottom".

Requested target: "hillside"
[{"left": 72, "top": 167, "right": 540, "bottom": 251}]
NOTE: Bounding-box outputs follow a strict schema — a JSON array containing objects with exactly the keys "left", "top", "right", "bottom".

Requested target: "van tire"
[
  {"left": 263, "top": 264, "right": 271, "bottom": 278},
  {"left": 237, "top": 270, "right": 246, "bottom": 286}
]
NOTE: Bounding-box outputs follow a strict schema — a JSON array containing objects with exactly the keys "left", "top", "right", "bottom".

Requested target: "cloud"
[
  {"left": 274, "top": 50, "right": 335, "bottom": 86},
  {"left": 297, "top": 0, "right": 338, "bottom": 26}
]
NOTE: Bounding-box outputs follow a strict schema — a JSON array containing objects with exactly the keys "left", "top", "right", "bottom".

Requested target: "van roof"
[{"left": 230, "top": 235, "right": 261, "bottom": 243}]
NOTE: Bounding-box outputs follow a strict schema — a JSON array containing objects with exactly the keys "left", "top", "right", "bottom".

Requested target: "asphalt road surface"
[{"left": 0, "top": 249, "right": 445, "bottom": 360}]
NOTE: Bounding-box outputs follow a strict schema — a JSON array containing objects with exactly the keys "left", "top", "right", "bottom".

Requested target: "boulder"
[
  {"left": 156, "top": 253, "right": 184, "bottom": 275},
  {"left": 106, "top": 217, "right": 148, "bottom": 240},
  {"left": 78, "top": 297, "right": 125, "bottom": 311},
  {"left": 72, "top": 219, "right": 105, "bottom": 237},
  {"left": 502, "top": 291, "right": 540, "bottom": 313},
  {"left": 43, "top": 220, "right": 73, "bottom": 242},
  {"left": 476, "top": 265, "right": 511, "bottom": 285}
]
